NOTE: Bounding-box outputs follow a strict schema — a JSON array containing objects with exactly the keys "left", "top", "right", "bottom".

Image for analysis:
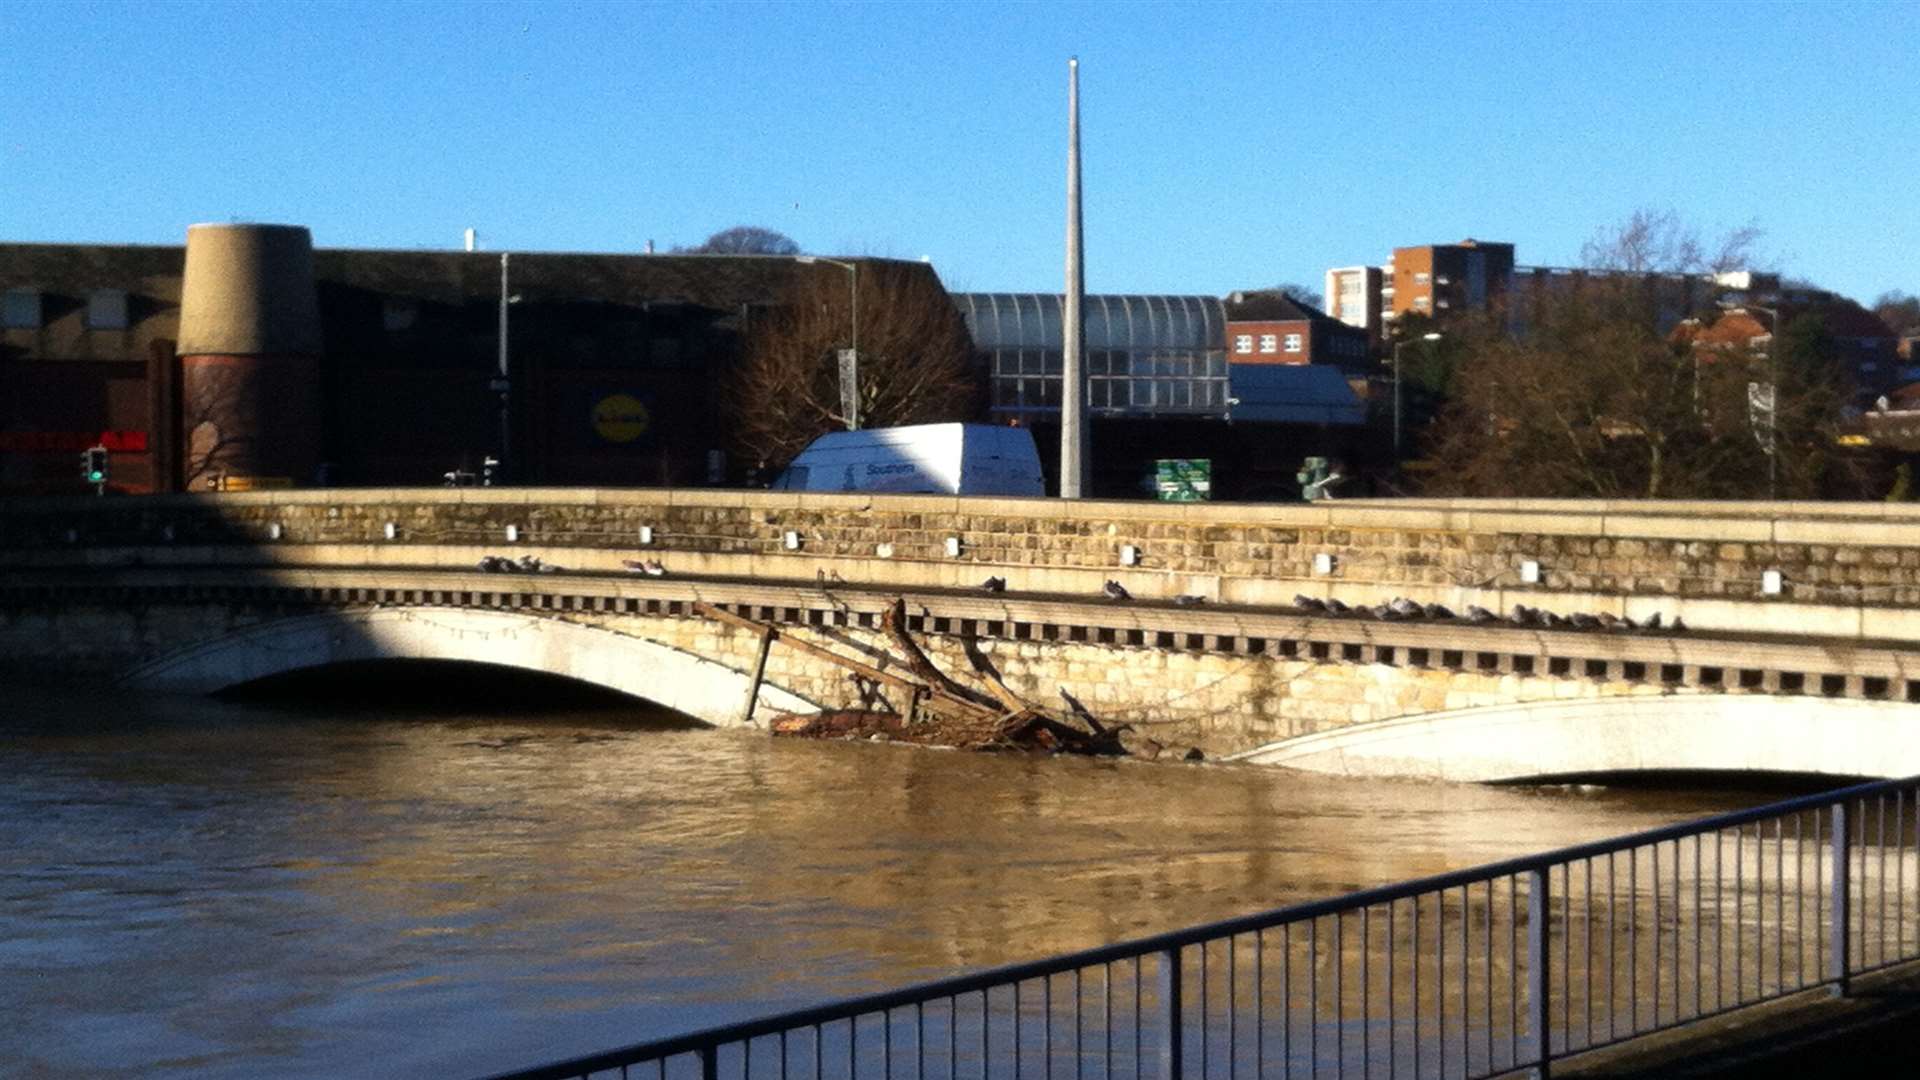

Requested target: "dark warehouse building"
[{"left": 0, "top": 224, "right": 931, "bottom": 494}]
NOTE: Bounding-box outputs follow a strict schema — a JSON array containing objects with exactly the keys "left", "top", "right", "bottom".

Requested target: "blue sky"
[{"left": 2, "top": 1, "right": 1912, "bottom": 304}]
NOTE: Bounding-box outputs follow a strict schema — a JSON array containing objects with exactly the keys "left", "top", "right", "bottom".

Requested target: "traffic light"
[{"left": 81, "top": 445, "right": 109, "bottom": 486}]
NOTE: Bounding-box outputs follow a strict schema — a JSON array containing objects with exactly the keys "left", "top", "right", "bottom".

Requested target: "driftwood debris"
[{"left": 695, "top": 599, "right": 1123, "bottom": 756}]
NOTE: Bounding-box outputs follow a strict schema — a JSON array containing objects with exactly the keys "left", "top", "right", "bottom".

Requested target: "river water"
[{"left": 0, "top": 670, "right": 1805, "bottom": 1079}]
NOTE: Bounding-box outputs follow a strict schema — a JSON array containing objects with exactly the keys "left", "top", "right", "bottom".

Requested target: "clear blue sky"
[{"left": 2, "top": 0, "right": 1912, "bottom": 304}]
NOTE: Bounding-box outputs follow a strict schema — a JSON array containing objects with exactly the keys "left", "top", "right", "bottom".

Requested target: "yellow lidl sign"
[{"left": 592, "top": 394, "right": 651, "bottom": 443}]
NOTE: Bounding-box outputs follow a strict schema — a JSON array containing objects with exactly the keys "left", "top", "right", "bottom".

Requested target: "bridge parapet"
[{"left": 9, "top": 489, "right": 1920, "bottom": 645}]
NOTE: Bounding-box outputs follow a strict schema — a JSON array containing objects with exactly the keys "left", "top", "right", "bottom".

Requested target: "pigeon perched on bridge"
[
  {"left": 1508, "top": 604, "right": 1536, "bottom": 626},
  {"left": 1640, "top": 612, "right": 1663, "bottom": 631},
  {"left": 1292, "top": 594, "right": 1327, "bottom": 613},
  {"left": 622, "top": 558, "right": 666, "bottom": 577},
  {"left": 1173, "top": 594, "right": 1207, "bottom": 607},
  {"left": 1369, "top": 602, "right": 1402, "bottom": 621},
  {"left": 980, "top": 576, "right": 1007, "bottom": 594},
  {"left": 1541, "top": 611, "right": 1571, "bottom": 629},
  {"left": 1426, "top": 603, "right": 1456, "bottom": 620},
  {"left": 1670, "top": 616, "right": 1687, "bottom": 633},
  {"left": 1568, "top": 613, "right": 1602, "bottom": 630},
  {"left": 1388, "top": 597, "right": 1425, "bottom": 619},
  {"left": 1324, "top": 598, "right": 1352, "bottom": 615},
  {"left": 1103, "top": 580, "right": 1132, "bottom": 602},
  {"left": 1595, "top": 612, "right": 1622, "bottom": 631},
  {"left": 1464, "top": 604, "right": 1497, "bottom": 623}
]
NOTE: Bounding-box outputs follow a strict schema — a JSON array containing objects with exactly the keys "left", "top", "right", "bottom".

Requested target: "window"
[
  {"left": 87, "top": 289, "right": 128, "bottom": 330},
  {"left": 1413, "top": 296, "right": 1431, "bottom": 310},
  {"left": 2, "top": 288, "right": 40, "bottom": 329},
  {"left": 1284, "top": 333, "right": 1303, "bottom": 353},
  {"left": 1233, "top": 334, "right": 1253, "bottom": 354},
  {"left": 1414, "top": 272, "right": 1431, "bottom": 285},
  {"left": 1258, "top": 334, "right": 1277, "bottom": 354}
]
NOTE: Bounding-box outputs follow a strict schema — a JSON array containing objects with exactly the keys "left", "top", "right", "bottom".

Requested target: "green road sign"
[{"left": 1155, "top": 458, "right": 1211, "bottom": 502}]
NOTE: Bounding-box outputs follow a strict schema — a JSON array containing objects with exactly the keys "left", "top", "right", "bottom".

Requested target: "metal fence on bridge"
[{"left": 480, "top": 776, "right": 1920, "bottom": 1080}]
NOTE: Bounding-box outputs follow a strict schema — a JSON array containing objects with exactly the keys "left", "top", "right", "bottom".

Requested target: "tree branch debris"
[{"left": 695, "top": 599, "right": 1127, "bottom": 755}]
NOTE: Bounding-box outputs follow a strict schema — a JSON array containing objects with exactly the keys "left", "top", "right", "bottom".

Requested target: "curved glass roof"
[{"left": 953, "top": 293, "right": 1227, "bottom": 351}]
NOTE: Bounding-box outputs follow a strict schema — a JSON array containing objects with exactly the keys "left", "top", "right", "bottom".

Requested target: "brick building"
[
  {"left": 1383, "top": 240, "right": 1515, "bottom": 327},
  {"left": 1222, "top": 290, "right": 1370, "bottom": 372},
  {"left": 0, "top": 227, "right": 934, "bottom": 494}
]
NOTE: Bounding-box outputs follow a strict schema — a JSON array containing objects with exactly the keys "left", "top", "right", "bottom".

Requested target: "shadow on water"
[
  {"left": 1510, "top": 768, "right": 1875, "bottom": 800},
  {"left": 215, "top": 657, "right": 707, "bottom": 728}
]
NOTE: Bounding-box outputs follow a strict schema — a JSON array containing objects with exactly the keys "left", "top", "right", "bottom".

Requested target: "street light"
[
  {"left": 495, "top": 253, "right": 525, "bottom": 483},
  {"left": 795, "top": 256, "right": 860, "bottom": 430},
  {"left": 1720, "top": 299, "right": 1781, "bottom": 497},
  {"left": 1393, "top": 332, "right": 1443, "bottom": 467}
]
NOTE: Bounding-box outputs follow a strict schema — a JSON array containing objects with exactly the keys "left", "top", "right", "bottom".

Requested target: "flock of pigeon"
[
  {"left": 476, "top": 554, "right": 562, "bottom": 574},
  {"left": 982, "top": 575, "right": 1204, "bottom": 606},
  {"left": 1289, "top": 594, "right": 1685, "bottom": 633},
  {"left": 479, "top": 559, "right": 1678, "bottom": 634},
  {"left": 478, "top": 554, "right": 668, "bottom": 575},
  {"left": 979, "top": 575, "right": 1683, "bottom": 632}
]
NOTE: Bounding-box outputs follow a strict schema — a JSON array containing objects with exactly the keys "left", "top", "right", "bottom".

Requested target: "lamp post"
[
  {"left": 796, "top": 256, "right": 860, "bottom": 429},
  {"left": 496, "top": 253, "right": 511, "bottom": 482},
  {"left": 1393, "top": 331, "right": 1443, "bottom": 467},
  {"left": 1722, "top": 300, "right": 1781, "bottom": 497}
]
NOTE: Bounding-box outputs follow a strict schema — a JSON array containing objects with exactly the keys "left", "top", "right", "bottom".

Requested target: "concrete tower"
[{"left": 176, "top": 223, "right": 323, "bottom": 487}]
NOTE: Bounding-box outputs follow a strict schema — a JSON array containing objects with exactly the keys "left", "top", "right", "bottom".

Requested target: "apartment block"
[
  {"left": 1384, "top": 240, "right": 1516, "bottom": 324},
  {"left": 1323, "top": 265, "right": 1383, "bottom": 343}
]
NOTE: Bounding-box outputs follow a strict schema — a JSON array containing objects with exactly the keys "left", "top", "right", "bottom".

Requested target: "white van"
[{"left": 770, "top": 423, "right": 1045, "bottom": 496}]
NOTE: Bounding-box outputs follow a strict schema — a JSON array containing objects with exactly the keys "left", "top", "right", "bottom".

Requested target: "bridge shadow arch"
[
  {"left": 1231, "top": 694, "right": 1920, "bottom": 782},
  {"left": 118, "top": 607, "right": 819, "bottom": 728}
]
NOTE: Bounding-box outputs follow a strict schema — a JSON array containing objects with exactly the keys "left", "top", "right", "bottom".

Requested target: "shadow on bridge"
[
  {"left": 218, "top": 658, "right": 710, "bottom": 729},
  {"left": 120, "top": 605, "right": 818, "bottom": 728}
]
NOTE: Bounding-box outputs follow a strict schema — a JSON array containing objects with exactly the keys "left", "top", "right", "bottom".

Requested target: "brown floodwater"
[{"left": 0, "top": 670, "right": 1815, "bottom": 1079}]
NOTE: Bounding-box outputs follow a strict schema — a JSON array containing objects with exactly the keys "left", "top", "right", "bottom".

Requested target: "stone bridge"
[{"left": 7, "top": 488, "right": 1920, "bottom": 780}]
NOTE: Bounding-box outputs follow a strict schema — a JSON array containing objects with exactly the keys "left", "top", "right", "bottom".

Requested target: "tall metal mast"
[{"left": 1060, "top": 57, "right": 1087, "bottom": 499}]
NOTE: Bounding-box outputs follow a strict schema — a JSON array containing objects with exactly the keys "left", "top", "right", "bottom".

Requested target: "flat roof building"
[{"left": 0, "top": 234, "right": 937, "bottom": 494}]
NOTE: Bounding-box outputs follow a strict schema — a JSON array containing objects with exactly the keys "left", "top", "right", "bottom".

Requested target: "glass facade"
[{"left": 953, "top": 293, "right": 1228, "bottom": 419}]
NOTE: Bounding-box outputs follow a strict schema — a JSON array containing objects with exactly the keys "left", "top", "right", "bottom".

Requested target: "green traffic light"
[{"left": 87, "top": 470, "right": 105, "bottom": 483}]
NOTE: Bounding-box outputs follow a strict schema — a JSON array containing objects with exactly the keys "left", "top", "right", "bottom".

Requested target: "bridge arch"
[
  {"left": 1230, "top": 695, "right": 1920, "bottom": 782},
  {"left": 118, "top": 607, "right": 819, "bottom": 728}
]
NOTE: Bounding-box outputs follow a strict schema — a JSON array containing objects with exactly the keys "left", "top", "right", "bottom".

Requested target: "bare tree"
[
  {"left": 680, "top": 226, "right": 801, "bottom": 256},
  {"left": 1420, "top": 214, "right": 1866, "bottom": 499},
  {"left": 1579, "top": 207, "right": 1764, "bottom": 275},
  {"left": 1873, "top": 290, "right": 1920, "bottom": 337},
  {"left": 727, "top": 262, "right": 978, "bottom": 466},
  {"left": 181, "top": 363, "right": 257, "bottom": 489},
  {"left": 1267, "top": 282, "right": 1324, "bottom": 312}
]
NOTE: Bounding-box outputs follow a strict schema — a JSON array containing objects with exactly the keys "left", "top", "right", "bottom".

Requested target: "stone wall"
[
  {"left": 0, "top": 586, "right": 1716, "bottom": 759},
  {"left": 9, "top": 490, "right": 1920, "bottom": 643}
]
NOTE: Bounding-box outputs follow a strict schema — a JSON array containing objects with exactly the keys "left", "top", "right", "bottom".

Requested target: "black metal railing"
[{"left": 478, "top": 775, "right": 1920, "bottom": 1080}]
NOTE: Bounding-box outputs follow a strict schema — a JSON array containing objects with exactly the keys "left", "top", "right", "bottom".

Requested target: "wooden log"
[
  {"left": 694, "top": 602, "right": 994, "bottom": 723},
  {"left": 882, "top": 598, "right": 993, "bottom": 708},
  {"left": 739, "top": 624, "right": 775, "bottom": 726},
  {"left": 961, "top": 636, "right": 1036, "bottom": 715}
]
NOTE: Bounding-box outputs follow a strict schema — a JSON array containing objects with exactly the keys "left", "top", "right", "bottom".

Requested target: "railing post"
[
  {"left": 1831, "top": 801, "right": 1851, "bottom": 996},
  {"left": 700, "top": 1045, "right": 719, "bottom": 1080},
  {"left": 1528, "top": 868, "right": 1551, "bottom": 1079},
  {"left": 1158, "top": 946, "right": 1183, "bottom": 1080}
]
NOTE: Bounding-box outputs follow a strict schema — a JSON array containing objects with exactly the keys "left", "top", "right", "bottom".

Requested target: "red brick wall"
[{"left": 1226, "top": 320, "right": 1312, "bottom": 364}]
